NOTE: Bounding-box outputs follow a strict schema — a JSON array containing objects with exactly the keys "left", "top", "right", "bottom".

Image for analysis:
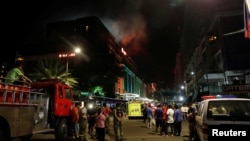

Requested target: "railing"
[{"left": 0, "top": 78, "right": 44, "bottom": 106}]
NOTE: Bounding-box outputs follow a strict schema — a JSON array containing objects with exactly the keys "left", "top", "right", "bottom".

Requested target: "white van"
[{"left": 195, "top": 98, "right": 250, "bottom": 141}]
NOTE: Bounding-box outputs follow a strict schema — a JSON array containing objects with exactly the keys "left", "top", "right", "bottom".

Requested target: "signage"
[
  {"left": 128, "top": 103, "right": 142, "bottom": 117},
  {"left": 222, "top": 84, "right": 250, "bottom": 93}
]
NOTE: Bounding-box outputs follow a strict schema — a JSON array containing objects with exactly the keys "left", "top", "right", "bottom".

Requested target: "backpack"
[{"left": 115, "top": 107, "right": 123, "bottom": 118}]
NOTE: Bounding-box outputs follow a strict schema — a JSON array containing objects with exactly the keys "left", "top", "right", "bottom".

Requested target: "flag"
[{"left": 244, "top": 0, "right": 250, "bottom": 38}]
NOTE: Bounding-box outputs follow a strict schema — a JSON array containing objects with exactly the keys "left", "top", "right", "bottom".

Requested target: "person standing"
[
  {"left": 79, "top": 102, "right": 88, "bottom": 141},
  {"left": 102, "top": 103, "right": 112, "bottom": 134},
  {"left": 160, "top": 104, "right": 168, "bottom": 136},
  {"left": 95, "top": 108, "right": 106, "bottom": 141},
  {"left": 187, "top": 106, "right": 196, "bottom": 141},
  {"left": 154, "top": 104, "right": 163, "bottom": 135},
  {"left": 146, "top": 104, "right": 153, "bottom": 129},
  {"left": 142, "top": 103, "right": 147, "bottom": 123},
  {"left": 71, "top": 102, "right": 80, "bottom": 139},
  {"left": 181, "top": 104, "right": 189, "bottom": 120},
  {"left": 88, "top": 106, "right": 97, "bottom": 139},
  {"left": 174, "top": 104, "right": 183, "bottom": 136},
  {"left": 166, "top": 104, "right": 175, "bottom": 136},
  {"left": 113, "top": 102, "right": 124, "bottom": 141},
  {"left": 151, "top": 105, "right": 156, "bottom": 128}
]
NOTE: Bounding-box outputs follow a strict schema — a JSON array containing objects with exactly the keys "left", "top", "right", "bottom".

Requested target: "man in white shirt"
[
  {"left": 181, "top": 104, "right": 189, "bottom": 120},
  {"left": 166, "top": 105, "right": 175, "bottom": 136},
  {"left": 79, "top": 102, "right": 88, "bottom": 141}
]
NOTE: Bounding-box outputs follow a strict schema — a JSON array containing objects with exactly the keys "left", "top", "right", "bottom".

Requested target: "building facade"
[
  {"left": 20, "top": 16, "right": 152, "bottom": 100},
  {"left": 179, "top": 0, "right": 250, "bottom": 102}
]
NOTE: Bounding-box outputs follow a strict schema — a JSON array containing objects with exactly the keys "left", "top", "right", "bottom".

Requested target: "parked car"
[{"left": 195, "top": 97, "right": 250, "bottom": 141}]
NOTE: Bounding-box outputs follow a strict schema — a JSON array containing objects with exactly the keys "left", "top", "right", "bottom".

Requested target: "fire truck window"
[
  {"left": 65, "top": 88, "right": 71, "bottom": 99},
  {"left": 59, "top": 88, "right": 63, "bottom": 98}
]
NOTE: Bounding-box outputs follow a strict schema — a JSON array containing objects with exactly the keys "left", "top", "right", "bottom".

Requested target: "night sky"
[{"left": 1, "top": 0, "right": 184, "bottom": 87}]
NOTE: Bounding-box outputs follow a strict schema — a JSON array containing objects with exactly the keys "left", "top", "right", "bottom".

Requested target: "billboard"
[{"left": 244, "top": 0, "right": 250, "bottom": 38}]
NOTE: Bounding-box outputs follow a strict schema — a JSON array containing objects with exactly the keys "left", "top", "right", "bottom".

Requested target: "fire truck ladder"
[{"left": 0, "top": 83, "right": 44, "bottom": 106}]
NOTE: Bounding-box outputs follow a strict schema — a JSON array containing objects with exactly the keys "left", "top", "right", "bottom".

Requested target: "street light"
[{"left": 59, "top": 47, "right": 81, "bottom": 83}]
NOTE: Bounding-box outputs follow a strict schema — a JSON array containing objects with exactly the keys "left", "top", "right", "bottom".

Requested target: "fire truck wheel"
[
  {"left": 55, "top": 119, "right": 68, "bottom": 141},
  {"left": 19, "top": 134, "right": 32, "bottom": 141},
  {"left": 0, "top": 127, "right": 4, "bottom": 141},
  {"left": 0, "top": 122, "right": 11, "bottom": 141}
]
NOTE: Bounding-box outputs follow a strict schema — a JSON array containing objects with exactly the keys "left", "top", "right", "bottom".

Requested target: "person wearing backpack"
[{"left": 113, "top": 102, "right": 124, "bottom": 141}]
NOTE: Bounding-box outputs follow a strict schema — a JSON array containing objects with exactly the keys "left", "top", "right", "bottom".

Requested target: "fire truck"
[{"left": 0, "top": 78, "right": 75, "bottom": 141}]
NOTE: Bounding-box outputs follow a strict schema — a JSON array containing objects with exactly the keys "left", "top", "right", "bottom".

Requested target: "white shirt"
[
  {"left": 181, "top": 106, "right": 185, "bottom": 112},
  {"left": 181, "top": 106, "right": 188, "bottom": 113},
  {"left": 79, "top": 107, "right": 87, "bottom": 119},
  {"left": 166, "top": 108, "right": 174, "bottom": 123}
]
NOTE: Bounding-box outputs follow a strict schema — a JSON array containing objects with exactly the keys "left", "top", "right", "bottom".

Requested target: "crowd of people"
[
  {"left": 71, "top": 100, "right": 198, "bottom": 141},
  {"left": 142, "top": 102, "right": 197, "bottom": 141},
  {"left": 70, "top": 102, "right": 124, "bottom": 141}
]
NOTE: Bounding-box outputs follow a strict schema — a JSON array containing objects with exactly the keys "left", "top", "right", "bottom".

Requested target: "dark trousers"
[
  {"left": 174, "top": 121, "right": 182, "bottom": 136},
  {"left": 166, "top": 122, "right": 174, "bottom": 135},
  {"left": 155, "top": 119, "right": 162, "bottom": 133},
  {"left": 189, "top": 123, "right": 195, "bottom": 140},
  {"left": 161, "top": 120, "right": 167, "bottom": 135},
  {"left": 143, "top": 113, "right": 147, "bottom": 123},
  {"left": 95, "top": 127, "right": 105, "bottom": 141}
]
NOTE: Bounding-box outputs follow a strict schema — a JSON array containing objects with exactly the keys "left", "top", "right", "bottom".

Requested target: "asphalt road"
[{"left": 14, "top": 117, "right": 190, "bottom": 141}]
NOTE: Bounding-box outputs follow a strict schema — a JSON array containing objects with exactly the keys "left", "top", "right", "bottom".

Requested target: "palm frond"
[{"left": 31, "top": 57, "right": 79, "bottom": 88}]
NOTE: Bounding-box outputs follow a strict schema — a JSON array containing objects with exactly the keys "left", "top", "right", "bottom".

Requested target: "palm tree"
[{"left": 31, "top": 57, "right": 78, "bottom": 88}]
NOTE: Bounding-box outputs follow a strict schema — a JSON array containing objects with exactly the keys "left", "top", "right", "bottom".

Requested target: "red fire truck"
[{"left": 0, "top": 78, "right": 75, "bottom": 141}]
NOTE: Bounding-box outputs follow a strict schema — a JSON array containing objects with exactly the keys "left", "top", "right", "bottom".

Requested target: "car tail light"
[{"left": 202, "top": 123, "right": 208, "bottom": 134}]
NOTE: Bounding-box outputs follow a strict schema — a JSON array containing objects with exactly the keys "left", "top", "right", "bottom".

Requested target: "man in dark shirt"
[
  {"left": 88, "top": 106, "right": 97, "bottom": 139},
  {"left": 155, "top": 104, "right": 163, "bottom": 135},
  {"left": 187, "top": 106, "right": 196, "bottom": 141},
  {"left": 174, "top": 104, "right": 183, "bottom": 136}
]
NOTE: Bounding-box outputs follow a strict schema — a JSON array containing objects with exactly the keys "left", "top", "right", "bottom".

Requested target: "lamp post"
[
  {"left": 191, "top": 71, "right": 197, "bottom": 101},
  {"left": 59, "top": 47, "right": 81, "bottom": 83}
]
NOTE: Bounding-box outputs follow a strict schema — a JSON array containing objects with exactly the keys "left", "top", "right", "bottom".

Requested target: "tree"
[{"left": 31, "top": 57, "right": 78, "bottom": 88}]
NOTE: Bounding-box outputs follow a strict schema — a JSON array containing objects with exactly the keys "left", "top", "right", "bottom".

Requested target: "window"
[
  {"left": 59, "top": 87, "right": 63, "bottom": 98},
  {"left": 65, "top": 88, "right": 72, "bottom": 100},
  {"left": 207, "top": 100, "right": 250, "bottom": 121}
]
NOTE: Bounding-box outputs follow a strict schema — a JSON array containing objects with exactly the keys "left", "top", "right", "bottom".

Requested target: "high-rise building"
[{"left": 180, "top": 0, "right": 250, "bottom": 102}]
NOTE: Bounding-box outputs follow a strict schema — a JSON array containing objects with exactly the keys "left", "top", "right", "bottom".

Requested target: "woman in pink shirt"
[{"left": 95, "top": 108, "right": 106, "bottom": 141}]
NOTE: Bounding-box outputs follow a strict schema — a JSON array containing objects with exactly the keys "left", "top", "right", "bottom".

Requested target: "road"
[{"left": 15, "top": 117, "right": 190, "bottom": 141}]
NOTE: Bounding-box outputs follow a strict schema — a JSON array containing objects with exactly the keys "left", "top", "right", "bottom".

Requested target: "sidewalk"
[
  {"left": 29, "top": 117, "right": 190, "bottom": 141},
  {"left": 87, "top": 117, "right": 190, "bottom": 141}
]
